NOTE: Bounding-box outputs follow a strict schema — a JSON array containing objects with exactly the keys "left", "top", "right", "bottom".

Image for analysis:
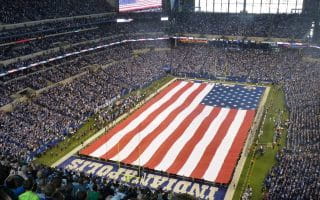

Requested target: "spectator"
[
  {"left": 87, "top": 184, "right": 100, "bottom": 200},
  {"left": 19, "top": 178, "right": 39, "bottom": 200}
]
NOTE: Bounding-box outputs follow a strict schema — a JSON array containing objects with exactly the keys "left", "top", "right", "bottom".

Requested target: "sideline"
[
  {"left": 51, "top": 77, "right": 177, "bottom": 167},
  {"left": 224, "top": 86, "right": 270, "bottom": 200}
]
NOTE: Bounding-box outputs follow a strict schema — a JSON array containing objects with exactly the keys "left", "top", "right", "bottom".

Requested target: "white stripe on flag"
[
  {"left": 176, "top": 108, "right": 231, "bottom": 177},
  {"left": 110, "top": 83, "right": 202, "bottom": 161},
  {"left": 154, "top": 107, "right": 228, "bottom": 172},
  {"left": 131, "top": 83, "right": 214, "bottom": 166},
  {"left": 153, "top": 106, "right": 213, "bottom": 171},
  {"left": 90, "top": 81, "right": 188, "bottom": 157},
  {"left": 203, "top": 110, "right": 247, "bottom": 182}
]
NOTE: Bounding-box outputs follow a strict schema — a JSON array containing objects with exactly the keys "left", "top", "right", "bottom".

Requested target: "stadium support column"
[
  {"left": 169, "top": 37, "right": 177, "bottom": 48},
  {"left": 243, "top": 0, "right": 247, "bottom": 13},
  {"left": 303, "top": 0, "right": 320, "bottom": 43},
  {"left": 311, "top": 0, "right": 320, "bottom": 43},
  {"left": 163, "top": 0, "right": 171, "bottom": 13},
  {"left": 105, "top": 0, "right": 118, "bottom": 12},
  {"left": 303, "top": 0, "right": 319, "bottom": 15},
  {"left": 180, "top": 0, "right": 194, "bottom": 12},
  {"left": 302, "top": 0, "right": 315, "bottom": 15},
  {"left": 317, "top": 1, "right": 320, "bottom": 44},
  {"left": 314, "top": 17, "right": 320, "bottom": 44}
]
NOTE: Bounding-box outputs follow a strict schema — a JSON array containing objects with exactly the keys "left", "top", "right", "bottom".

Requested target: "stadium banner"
[
  {"left": 58, "top": 156, "right": 227, "bottom": 200},
  {"left": 178, "top": 38, "right": 208, "bottom": 44}
]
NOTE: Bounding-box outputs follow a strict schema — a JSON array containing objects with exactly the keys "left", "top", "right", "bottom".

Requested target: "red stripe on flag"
[
  {"left": 80, "top": 80, "right": 181, "bottom": 155},
  {"left": 166, "top": 107, "right": 222, "bottom": 174},
  {"left": 215, "top": 110, "right": 255, "bottom": 184},
  {"left": 144, "top": 104, "right": 206, "bottom": 169},
  {"left": 122, "top": 84, "right": 207, "bottom": 164},
  {"left": 190, "top": 109, "right": 238, "bottom": 179},
  {"left": 99, "top": 82, "right": 193, "bottom": 160},
  {"left": 15, "top": 39, "right": 31, "bottom": 44}
]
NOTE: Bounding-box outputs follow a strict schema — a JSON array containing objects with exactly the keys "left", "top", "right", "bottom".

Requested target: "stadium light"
[
  {"left": 116, "top": 18, "right": 133, "bottom": 23},
  {"left": 161, "top": 17, "right": 169, "bottom": 21}
]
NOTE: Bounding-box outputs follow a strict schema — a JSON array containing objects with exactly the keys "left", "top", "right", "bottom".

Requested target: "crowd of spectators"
[
  {"left": 0, "top": 19, "right": 165, "bottom": 75},
  {"left": 263, "top": 59, "right": 320, "bottom": 199},
  {"left": 0, "top": 39, "right": 319, "bottom": 199},
  {"left": 241, "top": 185, "right": 252, "bottom": 200},
  {"left": 0, "top": 27, "right": 113, "bottom": 61},
  {"left": 0, "top": 39, "right": 168, "bottom": 107},
  {"left": 0, "top": 37, "right": 124, "bottom": 74},
  {"left": 0, "top": 42, "right": 166, "bottom": 160},
  {"left": 169, "top": 44, "right": 282, "bottom": 82},
  {"left": 0, "top": 155, "right": 193, "bottom": 200},
  {"left": 0, "top": 16, "right": 116, "bottom": 43},
  {"left": 0, "top": 40, "right": 181, "bottom": 200},
  {"left": 0, "top": 17, "right": 155, "bottom": 63},
  {"left": 0, "top": 4, "right": 318, "bottom": 198},
  {"left": 163, "top": 45, "right": 320, "bottom": 199},
  {"left": 0, "top": 0, "right": 114, "bottom": 24},
  {"left": 0, "top": 12, "right": 163, "bottom": 43},
  {"left": 173, "top": 13, "right": 312, "bottom": 39}
]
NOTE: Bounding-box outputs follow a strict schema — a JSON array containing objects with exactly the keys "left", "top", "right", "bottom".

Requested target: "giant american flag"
[
  {"left": 80, "top": 80, "right": 265, "bottom": 184},
  {"left": 119, "top": 0, "right": 162, "bottom": 12}
]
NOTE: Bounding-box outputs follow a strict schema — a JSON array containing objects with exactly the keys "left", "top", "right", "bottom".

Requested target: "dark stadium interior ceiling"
[{"left": 194, "top": 0, "right": 303, "bottom": 14}]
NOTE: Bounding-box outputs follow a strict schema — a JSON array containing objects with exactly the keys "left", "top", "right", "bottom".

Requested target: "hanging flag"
[{"left": 119, "top": 0, "right": 162, "bottom": 12}]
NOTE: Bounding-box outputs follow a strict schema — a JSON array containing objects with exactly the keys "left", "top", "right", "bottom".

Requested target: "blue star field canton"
[
  {"left": 120, "top": 0, "right": 136, "bottom": 5},
  {"left": 201, "top": 84, "right": 265, "bottom": 110}
]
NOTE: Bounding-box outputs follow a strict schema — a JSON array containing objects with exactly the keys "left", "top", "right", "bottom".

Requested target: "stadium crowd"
[
  {"left": 1, "top": 41, "right": 319, "bottom": 199},
  {"left": 173, "top": 13, "right": 312, "bottom": 39},
  {"left": 0, "top": 43, "right": 166, "bottom": 159},
  {"left": 241, "top": 185, "right": 253, "bottom": 200},
  {"left": 0, "top": 6, "right": 319, "bottom": 197},
  {"left": 0, "top": 0, "right": 113, "bottom": 24},
  {"left": 0, "top": 39, "right": 169, "bottom": 107},
  {"left": 263, "top": 60, "right": 320, "bottom": 199},
  {"left": 0, "top": 155, "right": 189, "bottom": 200},
  {"left": 0, "top": 27, "right": 113, "bottom": 61},
  {"left": 166, "top": 45, "right": 320, "bottom": 199},
  {"left": 0, "top": 16, "right": 116, "bottom": 43}
]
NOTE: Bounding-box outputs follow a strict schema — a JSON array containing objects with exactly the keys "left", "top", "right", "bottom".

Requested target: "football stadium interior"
[{"left": 0, "top": 0, "right": 319, "bottom": 200}]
